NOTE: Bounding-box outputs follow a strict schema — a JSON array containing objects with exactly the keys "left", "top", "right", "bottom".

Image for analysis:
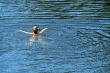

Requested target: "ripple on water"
[{"left": 0, "top": 0, "right": 110, "bottom": 73}]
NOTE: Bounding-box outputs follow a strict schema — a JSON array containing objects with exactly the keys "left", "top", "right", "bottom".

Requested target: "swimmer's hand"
[
  {"left": 39, "top": 28, "right": 48, "bottom": 34},
  {"left": 18, "top": 29, "right": 32, "bottom": 35}
]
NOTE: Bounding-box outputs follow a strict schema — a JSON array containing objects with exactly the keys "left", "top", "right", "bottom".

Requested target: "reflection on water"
[{"left": 0, "top": 0, "right": 110, "bottom": 73}]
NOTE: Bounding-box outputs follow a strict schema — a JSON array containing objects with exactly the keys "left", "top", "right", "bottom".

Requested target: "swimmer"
[
  {"left": 18, "top": 26, "right": 48, "bottom": 46},
  {"left": 18, "top": 26, "right": 48, "bottom": 40}
]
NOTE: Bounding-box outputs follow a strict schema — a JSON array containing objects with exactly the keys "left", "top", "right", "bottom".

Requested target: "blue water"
[{"left": 0, "top": 0, "right": 110, "bottom": 73}]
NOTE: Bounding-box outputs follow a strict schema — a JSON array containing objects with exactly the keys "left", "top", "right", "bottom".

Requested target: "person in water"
[
  {"left": 18, "top": 26, "right": 48, "bottom": 46},
  {"left": 32, "top": 26, "right": 40, "bottom": 39},
  {"left": 18, "top": 26, "right": 48, "bottom": 39}
]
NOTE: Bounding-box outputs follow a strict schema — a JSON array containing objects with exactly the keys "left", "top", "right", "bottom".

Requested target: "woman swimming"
[
  {"left": 18, "top": 26, "right": 48, "bottom": 46},
  {"left": 32, "top": 26, "right": 40, "bottom": 39},
  {"left": 18, "top": 26, "right": 48, "bottom": 40}
]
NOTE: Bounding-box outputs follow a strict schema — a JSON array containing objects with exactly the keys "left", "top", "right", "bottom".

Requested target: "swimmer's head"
[{"left": 32, "top": 26, "right": 39, "bottom": 34}]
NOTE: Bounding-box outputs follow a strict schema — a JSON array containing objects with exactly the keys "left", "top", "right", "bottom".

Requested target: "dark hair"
[{"left": 33, "top": 28, "right": 39, "bottom": 34}]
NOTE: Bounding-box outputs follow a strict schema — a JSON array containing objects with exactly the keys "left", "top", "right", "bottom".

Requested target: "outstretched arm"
[
  {"left": 18, "top": 29, "right": 32, "bottom": 35},
  {"left": 39, "top": 28, "right": 48, "bottom": 34}
]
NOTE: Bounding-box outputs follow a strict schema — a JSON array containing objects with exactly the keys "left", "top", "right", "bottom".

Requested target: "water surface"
[{"left": 0, "top": 0, "right": 110, "bottom": 73}]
